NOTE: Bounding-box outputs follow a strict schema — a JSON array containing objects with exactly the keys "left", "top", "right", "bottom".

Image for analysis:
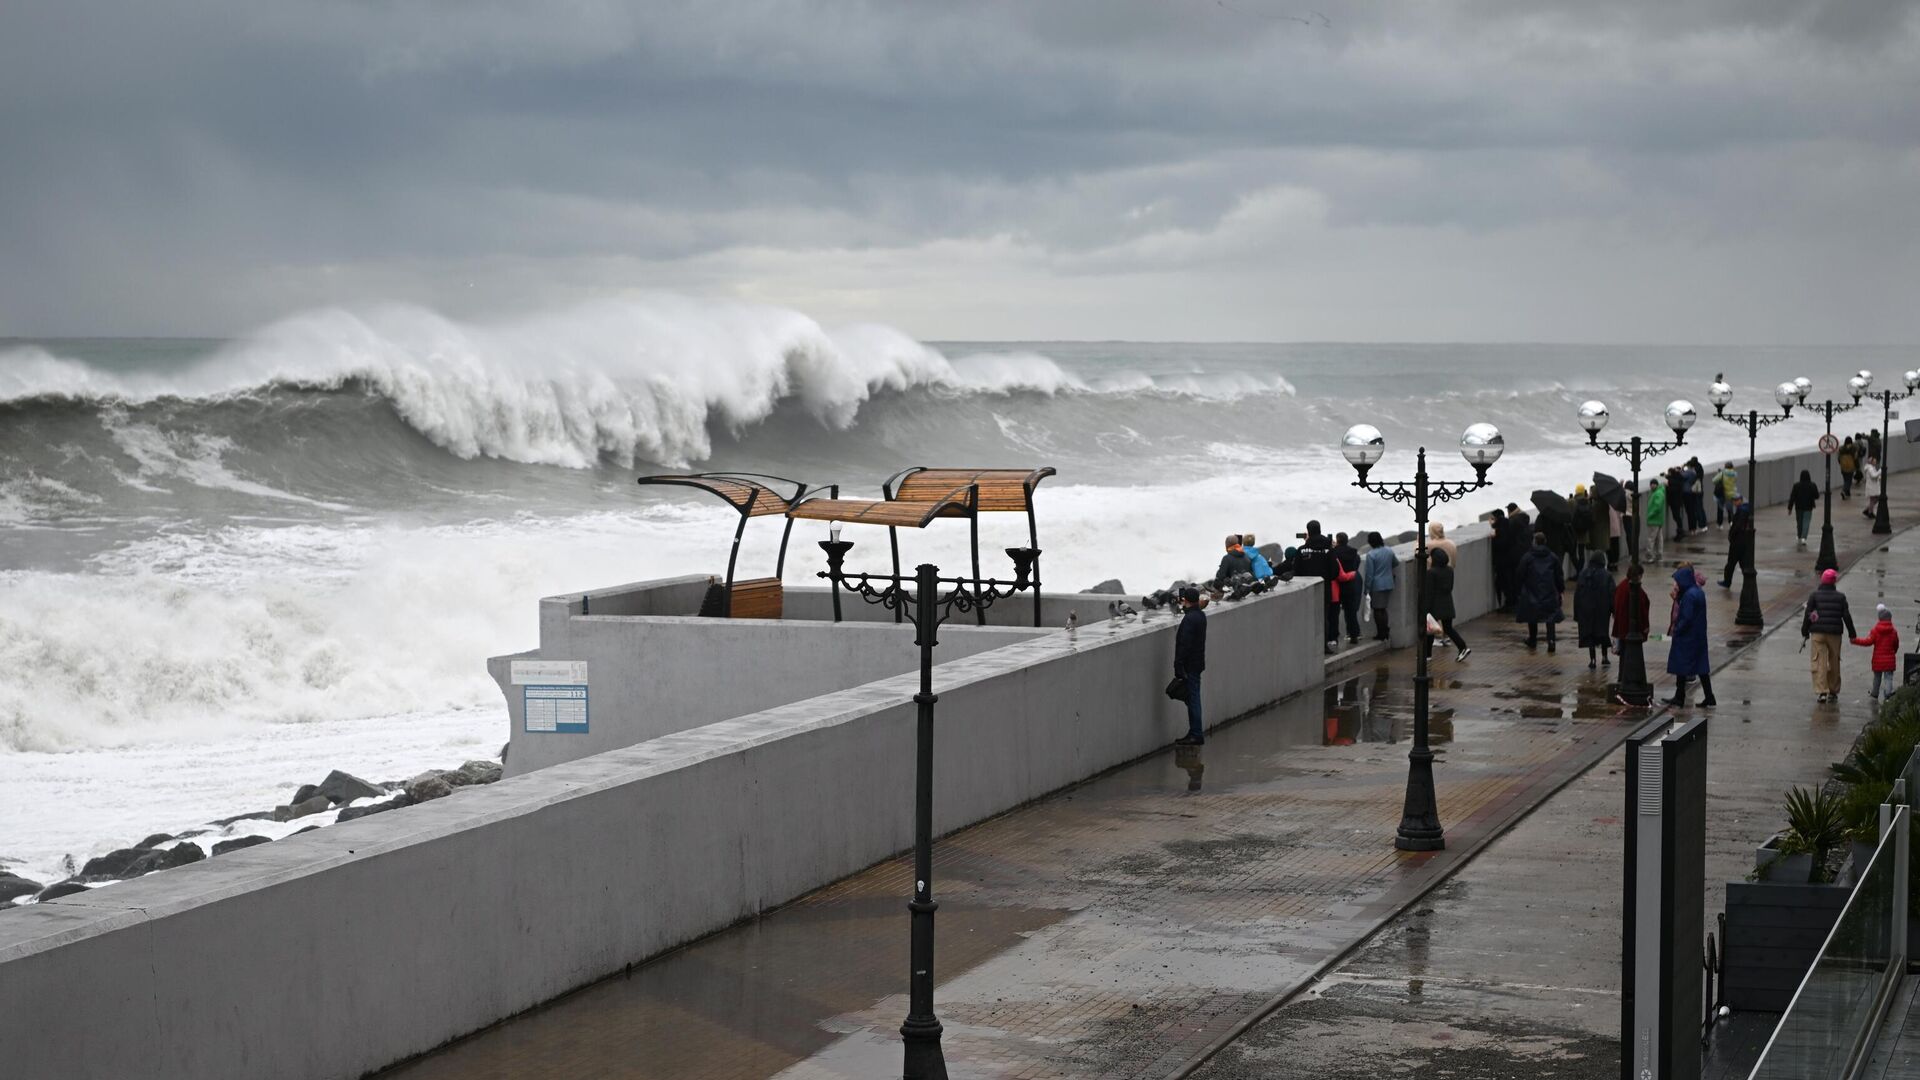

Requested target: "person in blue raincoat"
[
  {"left": 1242, "top": 532, "right": 1274, "bottom": 578},
  {"left": 1664, "top": 566, "right": 1716, "bottom": 708}
]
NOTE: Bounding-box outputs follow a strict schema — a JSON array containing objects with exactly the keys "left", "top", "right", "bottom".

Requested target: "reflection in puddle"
[{"left": 1319, "top": 668, "right": 1453, "bottom": 747}]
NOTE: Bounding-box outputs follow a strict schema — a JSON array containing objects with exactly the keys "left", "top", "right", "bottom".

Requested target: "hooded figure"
[
  {"left": 1854, "top": 603, "right": 1903, "bottom": 700},
  {"left": 1514, "top": 533, "right": 1565, "bottom": 649},
  {"left": 1574, "top": 551, "right": 1615, "bottom": 658},
  {"left": 1426, "top": 522, "right": 1458, "bottom": 569},
  {"left": 1665, "top": 568, "right": 1714, "bottom": 707}
]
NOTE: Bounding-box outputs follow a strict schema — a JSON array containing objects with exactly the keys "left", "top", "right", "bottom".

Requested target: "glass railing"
[{"left": 1748, "top": 804, "right": 1909, "bottom": 1079}]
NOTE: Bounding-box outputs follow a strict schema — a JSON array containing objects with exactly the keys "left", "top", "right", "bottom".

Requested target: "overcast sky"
[{"left": 3, "top": 0, "right": 1917, "bottom": 342}]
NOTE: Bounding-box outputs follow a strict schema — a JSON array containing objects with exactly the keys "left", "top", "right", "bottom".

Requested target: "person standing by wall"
[
  {"left": 1173, "top": 587, "right": 1208, "bottom": 746},
  {"left": 1863, "top": 456, "right": 1884, "bottom": 520},
  {"left": 1574, "top": 551, "right": 1615, "bottom": 670},
  {"left": 1789, "top": 469, "right": 1820, "bottom": 550},
  {"left": 1425, "top": 548, "right": 1470, "bottom": 662},
  {"left": 1515, "top": 531, "right": 1565, "bottom": 653},
  {"left": 1803, "top": 568, "right": 1857, "bottom": 704},
  {"left": 1363, "top": 531, "right": 1397, "bottom": 642},
  {"left": 1242, "top": 532, "right": 1274, "bottom": 578},
  {"left": 1333, "top": 532, "right": 1363, "bottom": 645},
  {"left": 1426, "top": 522, "right": 1458, "bottom": 569},
  {"left": 1666, "top": 567, "right": 1716, "bottom": 708},
  {"left": 1644, "top": 478, "right": 1668, "bottom": 564},
  {"left": 1213, "top": 534, "right": 1252, "bottom": 588},
  {"left": 1840, "top": 438, "right": 1858, "bottom": 499},
  {"left": 1853, "top": 603, "right": 1902, "bottom": 702},
  {"left": 1613, "top": 562, "right": 1651, "bottom": 666},
  {"left": 1714, "top": 462, "right": 1739, "bottom": 527}
]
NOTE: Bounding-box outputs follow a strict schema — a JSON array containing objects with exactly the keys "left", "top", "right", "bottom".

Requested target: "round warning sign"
[{"left": 1819, "top": 433, "right": 1841, "bottom": 455}]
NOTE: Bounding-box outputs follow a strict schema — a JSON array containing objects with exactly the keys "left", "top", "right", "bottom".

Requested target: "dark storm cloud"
[{"left": 0, "top": 0, "right": 1916, "bottom": 339}]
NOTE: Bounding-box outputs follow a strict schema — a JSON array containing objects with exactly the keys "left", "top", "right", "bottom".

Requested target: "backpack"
[{"left": 1570, "top": 501, "right": 1593, "bottom": 533}]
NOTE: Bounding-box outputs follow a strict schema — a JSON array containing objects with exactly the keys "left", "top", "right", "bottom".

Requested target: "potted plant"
[{"left": 1727, "top": 786, "right": 1855, "bottom": 1009}]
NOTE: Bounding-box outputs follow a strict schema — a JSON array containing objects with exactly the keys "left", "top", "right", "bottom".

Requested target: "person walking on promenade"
[
  {"left": 1333, "top": 532, "right": 1363, "bottom": 645},
  {"left": 1425, "top": 547, "right": 1471, "bottom": 663},
  {"left": 1789, "top": 469, "right": 1820, "bottom": 550},
  {"left": 1608, "top": 501, "right": 1624, "bottom": 570},
  {"left": 1363, "top": 531, "right": 1397, "bottom": 642},
  {"left": 1854, "top": 604, "right": 1903, "bottom": 702},
  {"left": 1214, "top": 534, "right": 1253, "bottom": 587},
  {"left": 1173, "top": 587, "right": 1207, "bottom": 746},
  {"left": 1644, "top": 478, "right": 1668, "bottom": 564},
  {"left": 1242, "top": 532, "right": 1274, "bottom": 578},
  {"left": 1803, "top": 568, "right": 1857, "bottom": 703},
  {"left": 1515, "top": 531, "right": 1565, "bottom": 652},
  {"left": 1840, "top": 437, "right": 1858, "bottom": 499},
  {"left": 1668, "top": 468, "right": 1689, "bottom": 542},
  {"left": 1575, "top": 551, "right": 1615, "bottom": 669},
  {"left": 1613, "top": 562, "right": 1651, "bottom": 658},
  {"left": 1870, "top": 427, "right": 1883, "bottom": 465},
  {"left": 1863, "top": 456, "right": 1884, "bottom": 520},
  {"left": 1666, "top": 567, "right": 1717, "bottom": 708},
  {"left": 1718, "top": 498, "right": 1754, "bottom": 589}
]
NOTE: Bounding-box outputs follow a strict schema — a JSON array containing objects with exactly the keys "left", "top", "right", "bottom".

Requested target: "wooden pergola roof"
[
  {"left": 886, "top": 467, "right": 1056, "bottom": 513},
  {"left": 785, "top": 489, "right": 973, "bottom": 529},
  {"left": 632, "top": 472, "right": 809, "bottom": 517}
]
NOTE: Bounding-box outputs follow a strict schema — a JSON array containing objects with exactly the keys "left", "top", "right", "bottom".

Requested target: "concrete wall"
[
  {"left": 0, "top": 573, "right": 1326, "bottom": 1080},
  {"left": 496, "top": 614, "right": 1044, "bottom": 776}
]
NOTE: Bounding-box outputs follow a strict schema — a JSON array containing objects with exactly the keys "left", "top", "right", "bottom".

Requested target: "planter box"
[
  {"left": 1723, "top": 881, "right": 1851, "bottom": 1012},
  {"left": 1753, "top": 833, "right": 1814, "bottom": 884}
]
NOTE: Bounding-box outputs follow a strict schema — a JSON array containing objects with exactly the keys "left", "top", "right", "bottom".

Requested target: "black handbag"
[{"left": 1164, "top": 675, "right": 1189, "bottom": 702}]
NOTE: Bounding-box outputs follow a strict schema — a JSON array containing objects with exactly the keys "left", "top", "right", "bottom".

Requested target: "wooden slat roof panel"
[
  {"left": 634, "top": 473, "right": 804, "bottom": 516},
  {"left": 786, "top": 496, "right": 968, "bottom": 529}
]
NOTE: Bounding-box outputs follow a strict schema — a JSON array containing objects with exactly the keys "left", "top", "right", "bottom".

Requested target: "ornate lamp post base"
[
  {"left": 1395, "top": 746, "right": 1446, "bottom": 851},
  {"left": 1735, "top": 573, "right": 1765, "bottom": 627},
  {"left": 1613, "top": 637, "right": 1655, "bottom": 706}
]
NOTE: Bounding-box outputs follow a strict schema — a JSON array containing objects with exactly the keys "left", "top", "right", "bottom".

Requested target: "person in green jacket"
[{"left": 1643, "top": 478, "right": 1668, "bottom": 565}]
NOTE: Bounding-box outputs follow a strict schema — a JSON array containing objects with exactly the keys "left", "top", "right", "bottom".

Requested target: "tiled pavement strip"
[{"left": 384, "top": 473, "right": 1920, "bottom": 1080}]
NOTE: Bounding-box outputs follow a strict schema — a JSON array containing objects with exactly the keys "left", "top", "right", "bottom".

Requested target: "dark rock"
[
  {"left": 1257, "top": 543, "right": 1284, "bottom": 566},
  {"left": 336, "top": 796, "right": 410, "bottom": 823},
  {"left": 292, "top": 825, "right": 321, "bottom": 835},
  {"left": 405, "top": 773, "right": 455, "bottom": 803},
  {"left": 35, "top": 880, "right": 91, "bottom": 902},
  {"left": 500, "top": 742, "right": 510, "bottom": 762},
  {"left": 292, "top": 783, "right": 322, "bottom": 805},
  {"left": 456, "top": 760, "right": 503, "bottom": 786},
  {"left": 210, "top": 810, "right": 275, "bottom": 827},
  {"left": 0, "top": 872, "right": 43, "bottom": 903},
  {"left": 1086, "top": 579, "right": 1126, "bottom": 595},
  {"left": 438, "top": 767, "right": 474, "bottom": 788},
  {"left": 125, "top": 844, "right": 204, "bottom": 876},
  {"left": 135, "top": 833, "right": 174, "bottom": 850},
  {"left": 317, "top": 769, "right": 385, "bottom": 805},
  {"left": 271, "top": 795, "right": 335, "bottom": 822},
  {"left": 211, "top": 835, "right": 274, "bottom": 856},
  {"left": 77, "top": 848, "right": 149, "bottom": 881}
]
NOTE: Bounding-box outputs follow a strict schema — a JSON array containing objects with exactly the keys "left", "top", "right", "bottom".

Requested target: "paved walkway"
[{"left": 383, "top": 474, "right": 1920, "bottom": 1080}]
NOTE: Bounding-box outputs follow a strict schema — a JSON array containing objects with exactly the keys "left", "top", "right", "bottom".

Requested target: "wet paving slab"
[{"left": 384, "top": 477, "right": 1920, "bottom": 1080}]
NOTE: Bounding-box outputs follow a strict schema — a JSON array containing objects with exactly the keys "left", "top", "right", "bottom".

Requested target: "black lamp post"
[
  {"left": 1341, "top": 421, "right": 1502, "bottom": 851},
  {"left": 1576, "top": 398, "right": 1696, "bottom": 706},
  {"left": 1861, "top": 369, "right": 1919, "bottom": 536},
  {"left": 1806, "top": 381, "right": 1865, "bottom": 575},
  {"left": 817, "top": 540, "right": 1039, "bottom": 1080},
  {"left": 1707, "top": 374, "right": 1803, "bottom": 627}
]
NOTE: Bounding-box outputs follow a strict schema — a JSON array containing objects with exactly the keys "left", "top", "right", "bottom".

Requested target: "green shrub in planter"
[
  {"left": 1882, "top": 685, "right": 1920, "bottom": 728},
  {"left": 1780, "top": 786, "right": 1849, "bottom": 885},
  {"left": 1833, "top": 715, "right": 1920, "bottom": 788}
]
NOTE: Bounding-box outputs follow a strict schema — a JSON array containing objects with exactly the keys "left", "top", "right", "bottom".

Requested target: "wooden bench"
[{"left": 697, "top": 576, "right": 784, "bottom": 619}]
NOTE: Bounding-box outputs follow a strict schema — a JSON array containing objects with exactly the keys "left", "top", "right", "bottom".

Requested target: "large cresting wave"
[{"left": 0, "top": 296, "right": 1293, "bottom": 469}]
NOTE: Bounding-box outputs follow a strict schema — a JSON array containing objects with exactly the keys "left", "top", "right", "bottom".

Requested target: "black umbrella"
[
  {"left": 1591, "top": 472, "right": 1627, "bottom": 514},
  {"left": 1531, "top": 489, "right": 1571, "bottom": 520}
]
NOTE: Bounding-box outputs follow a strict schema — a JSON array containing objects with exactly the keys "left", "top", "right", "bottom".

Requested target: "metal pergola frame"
[{"left": 634, "top": 472, "right": 834, "bottom": 617}]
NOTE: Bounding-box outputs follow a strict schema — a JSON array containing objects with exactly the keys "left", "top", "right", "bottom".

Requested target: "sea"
[{"left": 0, "top": 294, "right": 1906, "bottom": 888}]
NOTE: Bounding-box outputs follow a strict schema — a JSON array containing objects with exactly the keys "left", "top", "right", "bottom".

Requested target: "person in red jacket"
[{"left": 1853, "top": 603, "right": 1903, "bottom": 701}]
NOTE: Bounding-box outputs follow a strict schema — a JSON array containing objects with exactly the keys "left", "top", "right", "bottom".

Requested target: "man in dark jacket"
[
  {"left": 1214, "top": 534, "right": 1253, "bottom": 588},
  {"left": 1718, "top": 499, "right": 1754, "bottom": 589},
  {"left": 1173, "top": 587, "right": 1208, "bottom": 745},
  {"left": 1514, "top": 531, "right": 1565, "bottom": 652},
  {"left": 1503, "top": 504, "right": 1532, "bottom": 611},
  {"left": 1803, "top": 568, "right": 1857, "bottom": 703},
  {"left": 1332, "top": 532, "right": 1363, "bottom": 645},
  {"left": 1298, "top": 520, "right": 1338, "bottom": 647}
]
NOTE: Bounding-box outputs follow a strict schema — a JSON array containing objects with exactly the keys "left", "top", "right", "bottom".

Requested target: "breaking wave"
[{"left": 0, "top": 297, "right": 1294, "bottom": 470}]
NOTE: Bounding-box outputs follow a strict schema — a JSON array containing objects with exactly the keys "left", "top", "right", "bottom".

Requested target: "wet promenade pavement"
[{"left": 384, "top": 474, "right": 1920, "bottom": 1080}]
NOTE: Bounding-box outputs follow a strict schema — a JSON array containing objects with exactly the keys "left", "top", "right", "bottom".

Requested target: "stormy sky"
[{"left": 3, "top": 0, "right": 1917, "bottom": 342}]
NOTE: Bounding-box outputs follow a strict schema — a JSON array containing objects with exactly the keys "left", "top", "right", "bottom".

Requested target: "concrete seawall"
[{"left": 1, "top": 432, "right": 1911, "bottom": 1079}]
